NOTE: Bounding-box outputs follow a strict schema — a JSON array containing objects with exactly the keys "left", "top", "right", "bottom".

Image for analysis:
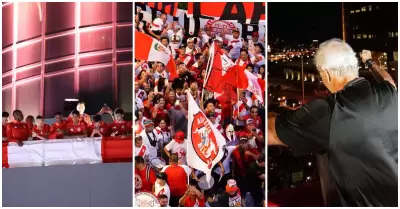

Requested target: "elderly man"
[{"left": 268, "top": 39, "right": 397, "bottom": 206}]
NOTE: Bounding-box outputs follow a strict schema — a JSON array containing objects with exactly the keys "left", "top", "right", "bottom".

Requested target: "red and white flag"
[
  {"left": 135, "top": 31, "right": 178, "bottom": 80},
  {"left": 244, "top": 70, "right": 264, "bottom": 104},
  {"left": 187, "top": 92, "right": 226, "bottom": 184},
  {"left": 204, "top": 43, "right": 237, "bottom": 94}
]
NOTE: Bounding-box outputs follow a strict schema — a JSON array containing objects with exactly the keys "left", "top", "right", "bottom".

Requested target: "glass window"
[
  {"left": 356, "top": 9, "right": 360, "bottom": 13},
  {"left": 357, "top": 34, "right": 361, "bottom": 39},
  {"left": 363, "top": 34, "right": 367, "bottom": 39},
  {"left": 368, "top": 34, "right": 372, "bottom": 39},
  {"left": 396, "top": 32, "right": 398, "bottom": 37},
  {"left": 368, "top": 5, "right": 372, "bottom": 11},
  {"left": 361, "top": 6, "right": 366, "bottom": 12},
  {"left": 350, "top": 10, "right": 354, "bottom": 14},
  {"left": 353, "top": 34, "right": 356, "bottom": 39}
]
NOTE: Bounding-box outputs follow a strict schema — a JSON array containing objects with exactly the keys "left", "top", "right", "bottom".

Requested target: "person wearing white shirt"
[
  {"left": 154, "top": 172, "right": 171, "bottom": 206},
  {"left": 149, "top": 14, "right": 168, "bottom": 40},
  {"left": 167, "top": 23, "right": 184, "bottom": 57},
  {"left": 135, "top": 96, "right": 144, "bottom": 112},
  {"left": 249, "top": 43, "right": 265, "bottom": 73},
  {"left": 223, "top": 28, "right": 243, "bottom": 60},
  {"left": 135, "top": 136, "right": 150, "bottom": 161},
  {"left": 164, "top": 131, "right": 187, "bottom": 165},
  {"left": 139, "top": 120, "right": 160, "bottom": 161},
  {"left": 233, "top": 92, "right": 252, "bottom": 127}
]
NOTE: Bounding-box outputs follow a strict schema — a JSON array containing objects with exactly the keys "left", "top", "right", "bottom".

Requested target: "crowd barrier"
[{"left": 2, "top": 136, "right": 132, "bottom": 168}]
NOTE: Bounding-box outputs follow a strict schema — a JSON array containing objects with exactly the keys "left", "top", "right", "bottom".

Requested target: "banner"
[
  {"left": 187, "top": 2, "right": 265, "bottom": 24},
  {"left": 3, "top": 136, "right": 133, "bottom": 168},
  {"left": 135, "top": 3, "right": 265, "bottom": 41},
  {"left": 187, "top": 92, "right": 226, "bottom": 184}
]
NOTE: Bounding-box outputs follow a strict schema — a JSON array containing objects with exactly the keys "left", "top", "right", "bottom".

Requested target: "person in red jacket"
[
  {"left": 135, "top": 155, "right": 156, "bottom": 193},
  {"left": 2, "top": 111, "right": 9, "bottom": 141},
  {"left": 6, "top": 110, "right": 30, "bottom": 146},
  {"left": 25, "top": 115, "right": 35, "bottom": 136},
  {"left": 31, "top": 115, "right": 50, "bottom": 140},
  {"left": 64, "top": 110, "right": 88, "bottom": 137},
  {"left": 109, "top": 108, "right": 132, "bottom": 137},
  {"left": 243, "top": 106, "right": 262, "bottom": 129},
  {"left": 88, "top": 114, "right": 109, "bottom": 137},
  {"left": 161, "top": 153, "right": 188, "bottom": 207},
  {"left": 231, "top": 133, "right": 260, "bottom": 195},
  {"left": 49, "top": 112, "right": 66, "bottom": 139}
]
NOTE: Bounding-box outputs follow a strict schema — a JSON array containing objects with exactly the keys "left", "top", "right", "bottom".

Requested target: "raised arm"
[{"left": 361, "top": 50, "right": 396, "bottom": 88}]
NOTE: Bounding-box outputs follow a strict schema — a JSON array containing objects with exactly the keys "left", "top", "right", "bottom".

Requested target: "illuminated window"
[
  {"left": 361, "top": 6, "right": 366, "bottom": 12},
  {"left": 363, "top": 34, "right": 367, "bottom": 39},
  {"left": 357, "top": 34, "right": 361, "bottom": 39},
  {"left": 353, "top": 34, "right": 356, "bottom": 39},
  {"left": 368, "top": 34, "right": 372, "bottom": 39},
  {"left": 356, "top": 9, "right": 360, "bottom": 13},
  {"left": 396, "top": 32, "right": 398, "bottom": 37},
  {"left": 368, "top": 5, "right": 372, "bottom": 11},
  {"left": 350, "top": 10, "right": 354, "bottom": 14},
  {"left": 376, "top": 5, "right": 379, "bottom": 10}
]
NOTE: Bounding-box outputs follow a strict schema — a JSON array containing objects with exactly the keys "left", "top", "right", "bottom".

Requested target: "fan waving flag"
[
  {"left": 204, "top": 43, "right": 237, "bottom": 94},
  {"left": 244, "top": 70, "right": 264, "bottom": 104},
  {"left": 135, "top": 31, "right": 178, "bottom": 80},
  {"left": 187, "top": 92, "right": 226, "bottom": 184}
]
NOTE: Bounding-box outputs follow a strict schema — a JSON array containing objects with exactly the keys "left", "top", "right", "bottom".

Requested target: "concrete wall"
[{"left": 2, "top": 163, "right": 133, "bottom": 207}]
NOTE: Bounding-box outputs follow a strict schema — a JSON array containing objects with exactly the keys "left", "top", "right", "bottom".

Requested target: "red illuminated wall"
[{"left": 2, "top": 2, "right": 133, "bottom": 117}]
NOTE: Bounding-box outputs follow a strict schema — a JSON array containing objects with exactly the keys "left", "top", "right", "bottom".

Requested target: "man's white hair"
[{"left": 315, "top": 38, "right": 359, "bottom": 78}]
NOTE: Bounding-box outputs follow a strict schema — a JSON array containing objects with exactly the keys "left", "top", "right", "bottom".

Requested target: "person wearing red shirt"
[
  {"left": 25, "top": 115, "right": 35, "bottom": 136},
  {"left": 6, "top": 110, "right": 30, "bottom": 146},
  {"left": 31, "top": 115, "right": 50, "bottom": 140},
  {"left": 67, "top": 102, "right": 92, "bottom": 126},
  {"left": 150, "top": 97, "right": 169, "bottom": 127},
  {"left": 49, "top": 112, "right": 66, "bottom": 139},
  {"left": 135, "top": 155, "right": 156, "bottom": 193},
  {"left": 240, "top": 118, "right": 264, "bottom": 151},
  {"left": 2, "top": 111, "right": 9, "bottom": 141},
  {"left": 231, "top": 133, "right": 260, "bottom": 194},
  {"left": 64, "top": 110, "right": 88, "bottom": 137},
  {"left": 244, "top": 106, "right": 262, "bottom": 129},
  {"left": 109, "top": 108, "right": 132, "bottom": 137},
  {"left": 179, "top": 184, "right": 205, "bottom": 207},
  {"left": 88, "top": 114, "right": 109, "bottom": 137},
  {"left": 161, "top": 153, "right": 188, "bottom": 207}
]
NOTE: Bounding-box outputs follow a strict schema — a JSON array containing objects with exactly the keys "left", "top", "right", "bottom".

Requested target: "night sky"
[{"left": 268, "top": 2, "right": 342, "bottom": 44}]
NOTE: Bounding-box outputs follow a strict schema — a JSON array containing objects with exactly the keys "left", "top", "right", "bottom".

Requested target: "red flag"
[{"left": 204, "top": 43, "right": 237, "bottom": 93}]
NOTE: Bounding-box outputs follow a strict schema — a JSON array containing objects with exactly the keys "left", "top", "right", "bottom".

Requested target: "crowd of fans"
[
  {"left": 2, "top": 102, "right": 133, "bottom": 146},
  {"left": 134, "top": 12, "right": 266, "bottom": 207}
]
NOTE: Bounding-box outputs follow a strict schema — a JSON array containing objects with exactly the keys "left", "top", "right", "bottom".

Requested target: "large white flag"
[{"left": 186, "top": 92, "right": 226, "bottom": 183}]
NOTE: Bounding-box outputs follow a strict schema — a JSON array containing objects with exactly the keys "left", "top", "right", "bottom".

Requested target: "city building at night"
[{"left": 344, "top": 2, "right": 398, "bottom": 79}]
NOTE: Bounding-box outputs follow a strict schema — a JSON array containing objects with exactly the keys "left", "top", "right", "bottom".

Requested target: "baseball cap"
[
  {"left": 156, "top": 172, "right": 168, "bottom": 181},
  {"left": 246, "top": 118, "right": 254, "bottom": 125},
  {"left": 215, "top": 37, "right": 223, "bottom": 42},
  {"left": 174, "top": 131, "right": 185, "bottom": 143},
  {"left": 239, "top": 132, "right": 248, "bottom": 141},
  {"left": 226, "top": 179, "right": 239, "bottom": 193}
]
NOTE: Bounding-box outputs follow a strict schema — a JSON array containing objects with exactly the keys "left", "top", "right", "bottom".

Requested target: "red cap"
[
  {"left": 226, "top": 179, "right": 239, "bottom": 193},
  {"left": 252, "top": 31, "right": 259, "bottom": 37},
  {"left": 174, "top": 131, "right": 185, "bottom": 143}
]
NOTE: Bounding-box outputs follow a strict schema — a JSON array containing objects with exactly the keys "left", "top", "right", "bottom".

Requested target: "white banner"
[
  {"left": 6, "top": 138, "right": 103, "bottom": 168},
  {"left": 186, "top": 92, "right": 226, "bottom": 184}
]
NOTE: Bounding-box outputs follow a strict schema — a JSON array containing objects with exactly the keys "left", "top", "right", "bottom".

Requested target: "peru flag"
[
  {"left": 187, "top": 92, "right": 226, "bottom": 184},
  {"left": 135, "top": 31, "right": 178, "bottom": 80}
]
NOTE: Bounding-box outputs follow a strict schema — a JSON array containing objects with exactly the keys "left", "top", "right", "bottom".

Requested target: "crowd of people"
[
  {"left": 2, "top": 102, "right": 133, "bottom": 146},
  {"left": 134, "top": 11, "right": 266, "bottom": 207}
]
